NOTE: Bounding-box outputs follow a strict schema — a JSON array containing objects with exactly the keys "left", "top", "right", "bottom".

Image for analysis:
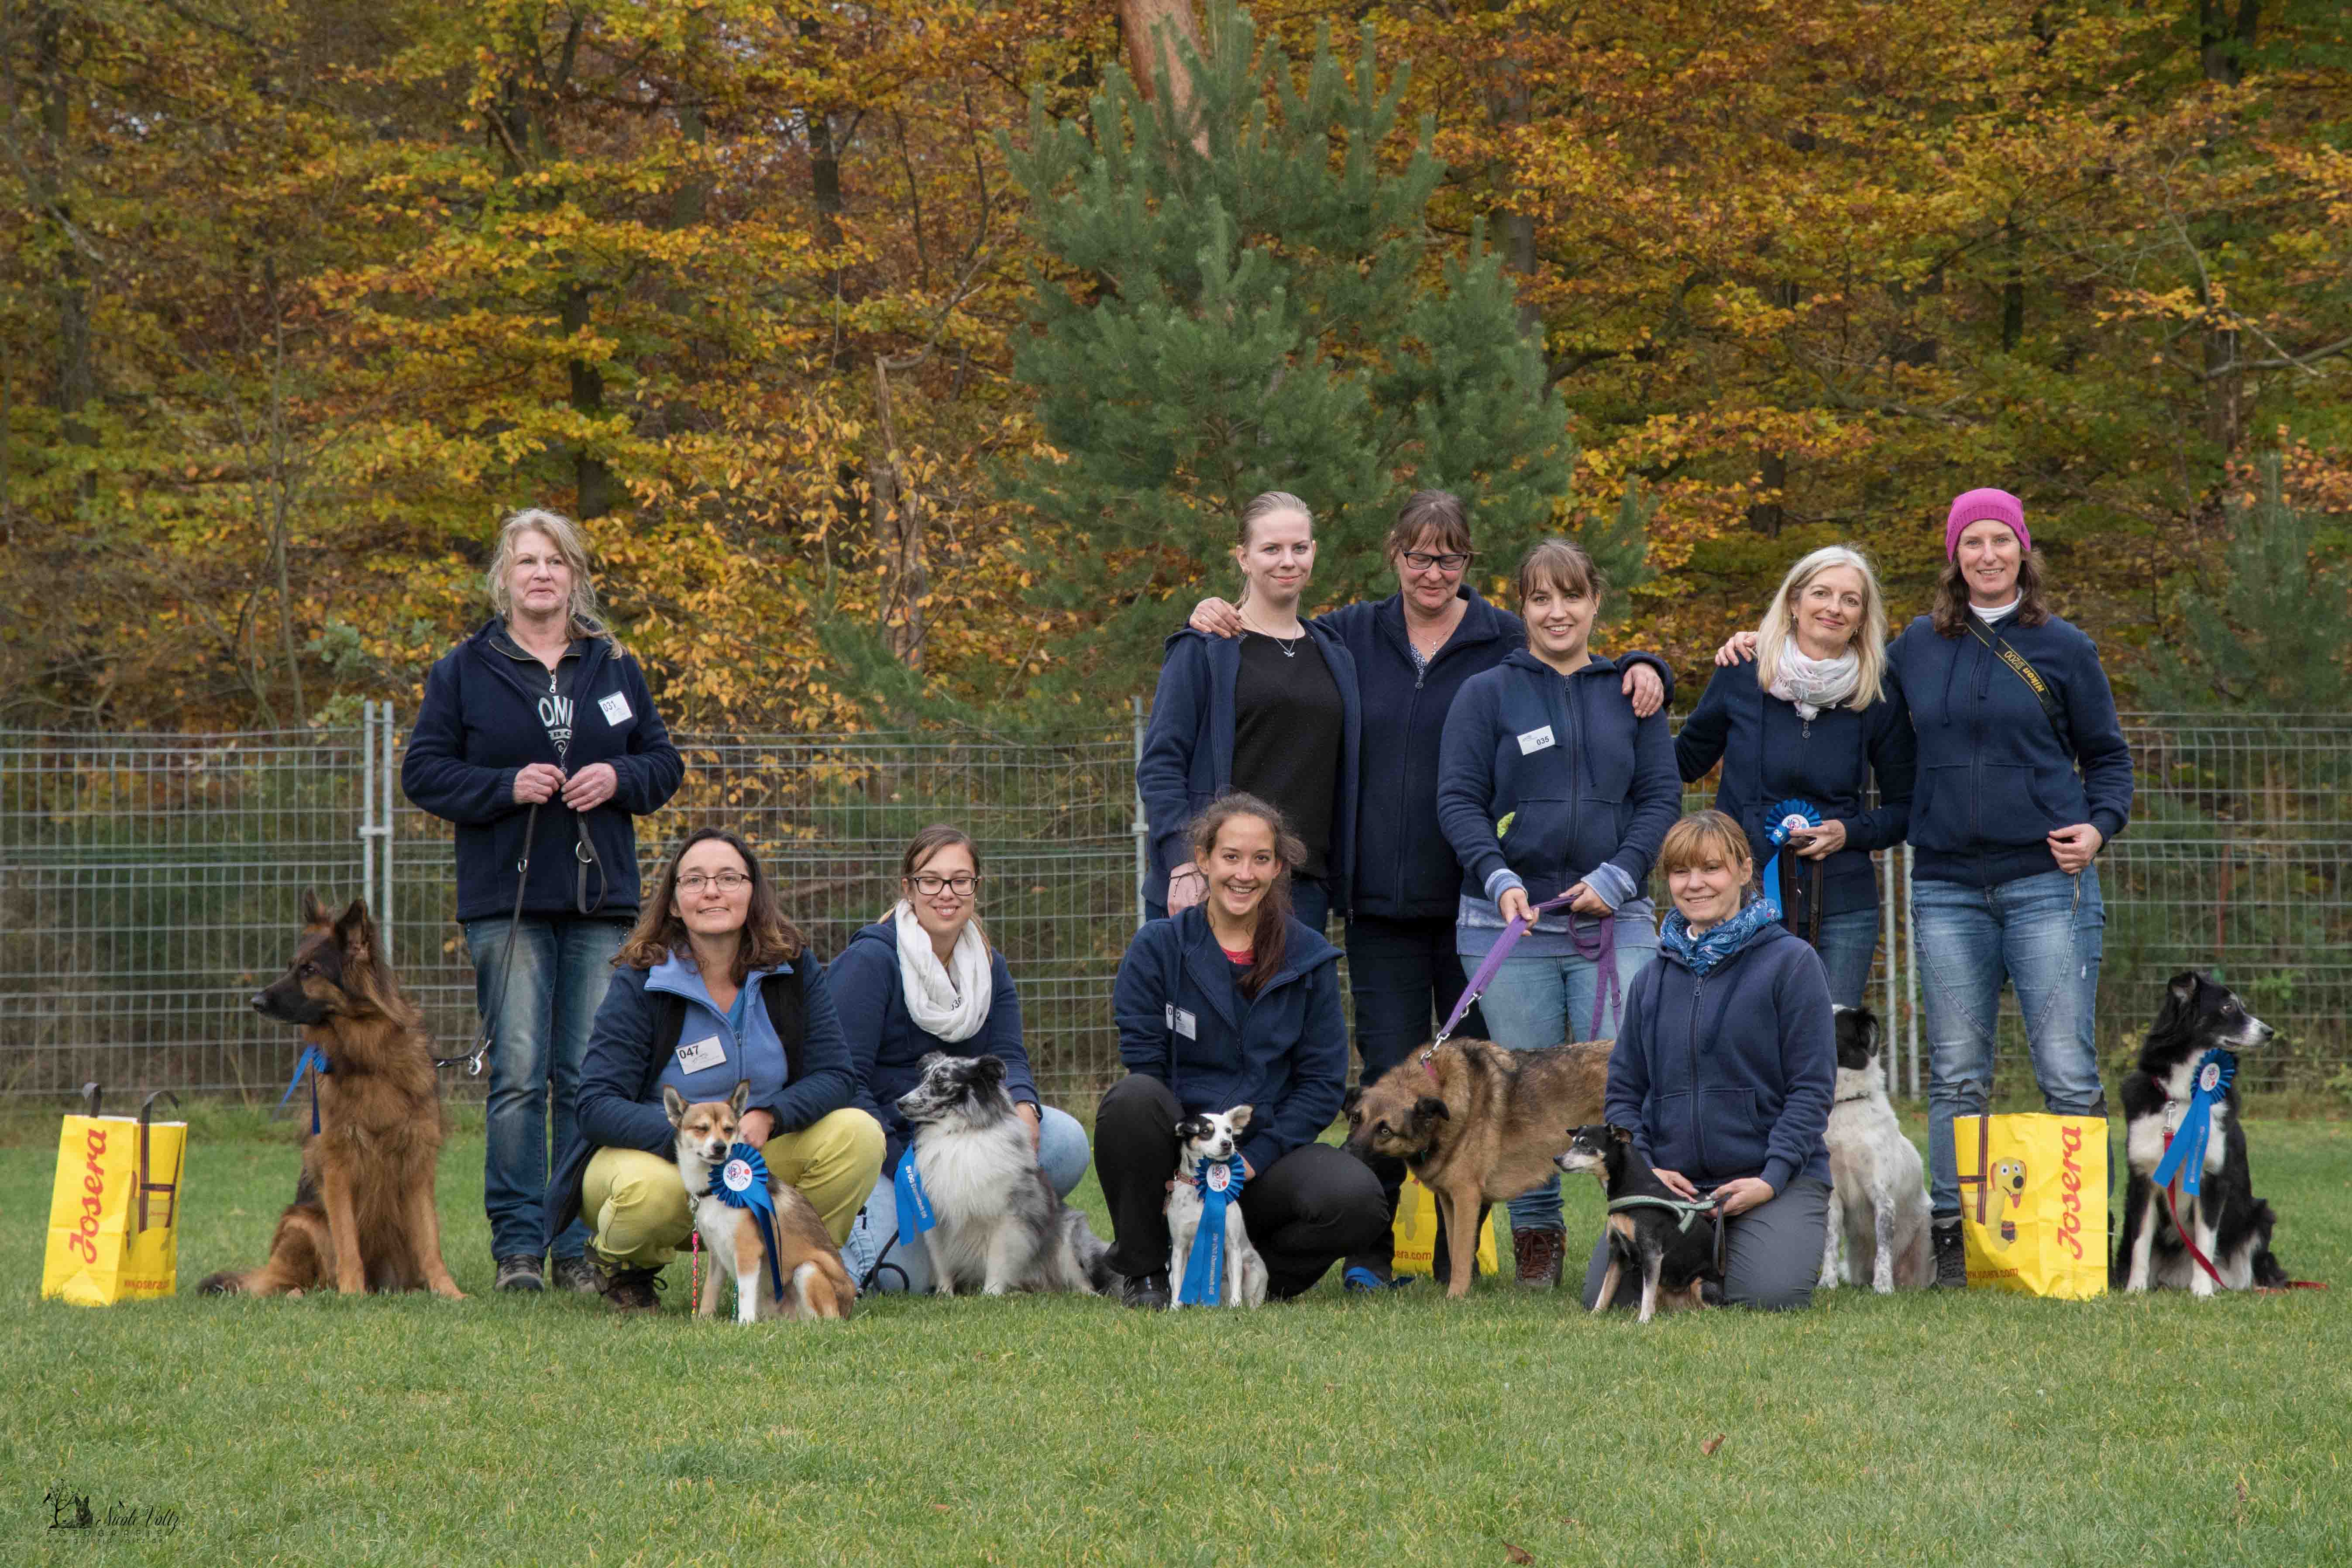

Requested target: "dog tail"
[
  {"left": 793, "top": 1257, "right": 856, "bottom": 1320},
  {"left": 1067, "top": 1213, "right": 1120, "bottom": 1296},
  {"left": 2247, "top": 1200, "right": 2290, "bottom": 1290},
  {"left": 196, "top": 1269, "right": 249, "bottom": 1296}
]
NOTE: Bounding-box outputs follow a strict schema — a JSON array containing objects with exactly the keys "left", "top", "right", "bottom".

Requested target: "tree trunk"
[
  {"left": 1485, "top": 1, "right": 1541, "bottom": 339},
  {"left": 560, "top": 281, "right": 613, "bottom": 519},
  {"left": 2195, "top": 1, "right": 2263, "bottom": 451},
  {"left": 1117, "top": 0, "right": 1208, "bottom": 152},
  {"left": 870, "top": 357, "right": 926, "bottom": 670},
  {"left": 36, "top": 7, "right": 96, "bottom": 460},
  {"left": 1747, "top": 451, "right": 1788, "bottom": 537}
]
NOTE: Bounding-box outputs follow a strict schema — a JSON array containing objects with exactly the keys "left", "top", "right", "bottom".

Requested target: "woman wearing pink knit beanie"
[{"left": 1895, "top": 487, "right": 2135, "bottom": 1287}]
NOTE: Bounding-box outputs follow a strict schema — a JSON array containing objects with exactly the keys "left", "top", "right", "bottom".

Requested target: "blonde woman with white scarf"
[
  {"left": 1673, "top": 546, "right": 1915, "bottom": 1006},
  {"left": 832, "top": 825, "right": 1092, "bottom": 1293}
]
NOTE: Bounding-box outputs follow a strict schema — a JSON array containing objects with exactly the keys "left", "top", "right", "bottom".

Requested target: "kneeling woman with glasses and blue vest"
[
  {"left": 833, "top": 825, "right": 1093, "bottom": 1293},
  {"left": 546, "top": 828, "right": 884, "bottom": 1313}
]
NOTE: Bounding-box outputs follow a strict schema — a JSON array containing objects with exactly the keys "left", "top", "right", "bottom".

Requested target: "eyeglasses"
[
  {"left": 910, "top": 874, "right": 980, "bottom": 897},
  {"left": 1400, "top": 550, "right": 1473, "bottom": 573},
  {"left": 677, "top": 872, "right": 750, "bottom": 893}
]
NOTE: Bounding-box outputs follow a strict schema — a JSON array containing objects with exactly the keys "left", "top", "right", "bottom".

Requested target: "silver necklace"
[{"left": 1242, "top": 613, "right": 1303, "bottom": 657}]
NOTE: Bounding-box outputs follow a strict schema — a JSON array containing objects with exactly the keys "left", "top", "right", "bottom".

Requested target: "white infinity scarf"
[
  {"left": 1768, "top": 645, "right": 1861, "bottom": 721},
  {"left": 892, "top": 900, "right": 993, "bottom": 1044}
]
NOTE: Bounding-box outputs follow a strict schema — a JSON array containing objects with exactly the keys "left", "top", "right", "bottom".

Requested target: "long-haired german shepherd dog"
[
  {"left": 198, "top": 894, "right": 464, "bottom": 1299},
  {"left": 1343, "top": 1037, "right": 1613, "bottom": 1299}
]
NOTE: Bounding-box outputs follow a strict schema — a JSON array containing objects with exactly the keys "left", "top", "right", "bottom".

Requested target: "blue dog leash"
[{"left": 275, "top": 1043, "right": 332, "bottom": 1135}]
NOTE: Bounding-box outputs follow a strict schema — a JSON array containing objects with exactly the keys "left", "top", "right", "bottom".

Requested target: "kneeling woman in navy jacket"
[
  {"left": 1096, "top": 794, "right": 1388, "bottom": 1308},
  {"left": 545, "top": 828, "right": 884, "bottom": 1313},
  {"left": 1586, "top": 811, "right": 1836, "bottom": 1311}
]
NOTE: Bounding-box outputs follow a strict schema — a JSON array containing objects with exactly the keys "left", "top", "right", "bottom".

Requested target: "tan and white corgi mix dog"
[{"left": 663, "top": 1083, "right": 855, "bottom": 1323}]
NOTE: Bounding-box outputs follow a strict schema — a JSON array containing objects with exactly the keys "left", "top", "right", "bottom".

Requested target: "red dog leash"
[{"left": 2154, "top": 1124, "right": 2326, "bottom": 1293}]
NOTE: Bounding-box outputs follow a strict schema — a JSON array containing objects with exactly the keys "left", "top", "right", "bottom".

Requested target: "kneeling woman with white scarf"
[{"left": 832, "top": 825, "right": 1092, "bottom": 1292}]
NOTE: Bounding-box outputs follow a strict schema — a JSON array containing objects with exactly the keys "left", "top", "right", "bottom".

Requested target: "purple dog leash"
[{"left": 1419, "top": 891, "right": 1617, "bottom": 1074}]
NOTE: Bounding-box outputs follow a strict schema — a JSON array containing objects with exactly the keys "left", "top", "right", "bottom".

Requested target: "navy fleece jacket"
[
  {"left": 1435, "top": 650, "right": 1682, "bottom": 910},
  {"left": 1674, "top": 661, "right": 1915, "bottom": 917},
  {"left": 1603, "top": 921, "right": 1835, "bottom": 1193},
  {"left": 1322, "top": 588, "right": 1678, "bottom": 921},
  {"left": 1110, "top": 907, "right": 1347, "bottom": 1176},
  {"left": 1135, "top": 622, "right": 1361, "bottom": 914},
  {"left": 828, "top": 920, "right": 1040, "bottom": 1170},
  {"left": 1888, "top": 612, "right": 2132, "bottom": 887},
  {"left": 402, "top": 619, "right": 683, "bottom": 922},
  {"left": 543, "top": 953, "right": 860, "bottom": 1238}
]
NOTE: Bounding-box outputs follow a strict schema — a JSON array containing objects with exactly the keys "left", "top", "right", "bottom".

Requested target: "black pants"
[
  {"left": 1340, "top": 913, "right": 1490, "bottom": 1274},
  {"left": 1094, "top": 1073, "right": 1388, "bottom": 1299}
]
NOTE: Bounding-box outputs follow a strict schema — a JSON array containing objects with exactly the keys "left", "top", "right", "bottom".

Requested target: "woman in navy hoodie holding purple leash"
[
  {"left": 1436, "top": 538, "right": 1682, "bottom": 1288},
  {"left": 403, "top": 508, "right": 683, "bottom": 1296}
]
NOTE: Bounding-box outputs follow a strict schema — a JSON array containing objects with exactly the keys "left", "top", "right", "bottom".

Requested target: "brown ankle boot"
[{"left": 1512, "top": 1227, "right": 1567, "bottom": 1289}]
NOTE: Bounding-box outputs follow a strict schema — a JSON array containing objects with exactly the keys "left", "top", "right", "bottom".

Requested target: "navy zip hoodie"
[
  {"left": 543, "top": 952, "right": 860, "bottom": 1238},
  {"left": 827, "top": 919, "right": 1040, "bottom": 1170},
  {"left": 1136, "top": 622, "right": 1362, "bottom": 913},
  {"left": 1322, "top": 587, "right": 1678, "bottom": 920},
  {"left": 1888, "top": 612, "right": 2132, "bottom": 887},
  {"left": 1110, "top": 905, "right": 1347, "bottom": 1176},
  {"left": 402, "top": 619, "right": 684, "bottom": 922},
  {"left": 1603, "top": 920, "right": 1834, "bottom": 1192},
  {"left": 1436, "top": 649, "right": 1682, "bottom": 910},
  {"left": 1675, "top": 661, "right": 1916, "bottom": 917}
]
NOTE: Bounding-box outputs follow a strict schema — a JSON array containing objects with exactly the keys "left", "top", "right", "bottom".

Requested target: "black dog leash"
[{"left": 433, "top": 801, "right": 540, "bottom": 1074}]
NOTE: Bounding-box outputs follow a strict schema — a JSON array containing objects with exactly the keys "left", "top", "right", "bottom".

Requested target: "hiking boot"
[
  {"left": 598, "top": 1261, "right": 667, "bottom": 1314},
  {"left": 1513, "top": 1227, "right": 1567, "bottom": 1289},
  {"left": 549, "top": 1256, "right": 601, "bottom": 1296},
  {"left": 494, "top": 1254, "right": 544, "bottom": 1293},
  {"left": 1120, "top": 1271, "right": 1171, "bottom": 1310},
  {"left": 1931, "top": 1218, "right": 1967, "bottom": 1290}
]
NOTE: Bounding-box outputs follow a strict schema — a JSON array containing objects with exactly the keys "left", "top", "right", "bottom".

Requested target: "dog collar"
[
  {"left": 1608, "top": 1193, "right": 1719, "bottom": 1233},
  {"left": 1833, "top": 1089, "right": 1874, "bottom": 1104}
]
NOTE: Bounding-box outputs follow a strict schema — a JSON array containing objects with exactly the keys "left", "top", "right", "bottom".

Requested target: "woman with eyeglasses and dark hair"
[
  {"left": 831, "top": 825, "right": 1093, "bottom": 1293},
  {"left": 1185, "top": 492, "right": 1670, "bottom": 1289},
  {"left": 545, "top": 827, "right": 882, "bottom": 1314}
]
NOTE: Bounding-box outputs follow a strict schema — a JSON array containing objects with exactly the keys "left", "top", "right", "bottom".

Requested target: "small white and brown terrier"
[
  {"left": 1165, "top": 1107, "right": 1268, "bottom": 1308},
  {"left": 1819, "top": 1006, "right": 1932, "bottom": 1293}
]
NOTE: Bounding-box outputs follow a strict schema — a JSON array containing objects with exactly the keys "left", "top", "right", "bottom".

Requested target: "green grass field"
[{"left": 6, "top": 1108, "right": 2347, "bottom": 1567}]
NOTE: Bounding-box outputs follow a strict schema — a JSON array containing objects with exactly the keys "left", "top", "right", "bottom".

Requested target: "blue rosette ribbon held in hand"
[
  {"left": 707, "top": 1142, "right": 788, "bottom": 1300},
  {"left": 1761, "top": 798, "right": 1822, "bottom": 914},
  {"left": 2151, "top": 1049, "right": 2236, "bottom": 1197},
  {"left": 1176, "top": 1154, "right": 1247, "bottom": 1307}
]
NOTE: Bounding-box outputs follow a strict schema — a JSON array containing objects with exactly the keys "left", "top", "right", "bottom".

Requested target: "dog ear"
[
  {"left": 1342, "top": 1084, "right": 1364, "bottom": 1116},
  {"left": 2158, "top": 972, "right": 2200, "bottom": 1032},
  {"left": 727, "top": 1080, "right": 752, "bottom": 1117},
  {"left": 1607, "top": 1123, "right": 1634, "bottom": 1143},
  {"left": 333, "top": 897, "right": 376, "bottom": 963},
  {"left": 300, "top": 890, "right": 333, "bottom": 928},
  {"left": 662, "top": 1085, "right": 688, "bottom": 1127},
  {"left": 1227, "top": 1104, "right": 1252, "bottom": 1131},
  {"left": 1174, "top": 1116, "right": 1210, "bottom": 1142},
  {"left": 971, "top": 1054, "right": 1007, "bottom": 1085},
  {"left": 1413, "top": 1096, "right": 1449, "bottom": 1124}
]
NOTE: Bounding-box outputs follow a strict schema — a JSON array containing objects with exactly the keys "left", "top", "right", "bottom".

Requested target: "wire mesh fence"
[{"left": 3, "top": 712, "right": 2346, "bottom": 1107}]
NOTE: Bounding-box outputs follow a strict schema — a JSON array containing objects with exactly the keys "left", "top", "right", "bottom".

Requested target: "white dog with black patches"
[
  {"left": 1819, "top": 1005, "right": 1932, "bottom": 1293},
  {"left": 1165, "top": 1107, "right": 1268, "bottom": 1308}
]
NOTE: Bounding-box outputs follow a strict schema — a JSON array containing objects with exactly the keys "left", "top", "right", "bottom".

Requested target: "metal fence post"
[
  {"left": 361, "top": 700, "right": 377, "bottom": 923},
  {"left": 1131, "top": 695, "right": 1148, "bottom": 930},
  {"left": 1903, "top": 843, "right": 1921, "bottom": 1098},
  {"left": 379, "top": 703, "right": 396, "bottom": 962},
  {"left": 1881, "top": 847, "right": 1897, "bottom": 1060}
]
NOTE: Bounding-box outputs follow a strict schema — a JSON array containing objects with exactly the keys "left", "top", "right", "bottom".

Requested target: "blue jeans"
[
  {"left": 839, "top": 1107, "right": 1092, "bottom": 1293},
  {"left": 1913, "top": 867, "right": 2106, "bottom": 1214},
  {"left": 1812, "top": 906, "right": 1881, "bottom": 1009},
  {"left": 464, "top": 914, "right": 629, "bottom": 1260},
  {"left": 1464, "top": 915, "right": 1660, "bottom": 1233}
]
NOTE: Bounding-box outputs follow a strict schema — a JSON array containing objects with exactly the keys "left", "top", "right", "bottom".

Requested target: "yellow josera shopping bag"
[
  {"left": 1954, "top": 1111, "right": 2107, "bottom": 1300},
  {"left": 42, "top": 1086, "right": 186, "bottom": 1307},
  {"left": 1390, "top": 1171, "right": 1502, "bottom": 1278}
]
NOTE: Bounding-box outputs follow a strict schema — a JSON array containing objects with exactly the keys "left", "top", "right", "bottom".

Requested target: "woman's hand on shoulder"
[
  {"left": 1016, "top": 1100, "right": 1042, "bottom": 1153},
  {"left": 1712, "top": 1176, "right": 1774, "bottom": 1217},
  {"left": 1714, "top": 630, "right": 1758, "bottom": 667},
  {"left": 1166, "top": 866, "right": 1207, "bottom": 915},
  {"left": 1622, "top": 662, "right": 1664, "bottom": 718},
  {"left": 1188, "top": 598, "right": 1244, "bottom": 638}
]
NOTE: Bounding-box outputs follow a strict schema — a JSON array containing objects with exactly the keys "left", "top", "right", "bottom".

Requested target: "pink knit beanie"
[{"left": 1945, "top": 488, "right": 2029, "bottom": 558}]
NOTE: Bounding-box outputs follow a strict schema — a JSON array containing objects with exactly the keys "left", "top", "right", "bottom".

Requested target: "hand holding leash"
[
  {"left": 512, "top": 763, "right": 565, "bottom": 804},
  {"left": 1651, "top": 1167, "right": 1702, "bottom": 1202},
  {"left": 1711, "top": 1176, "right": 1775, "bottom": 1217}
]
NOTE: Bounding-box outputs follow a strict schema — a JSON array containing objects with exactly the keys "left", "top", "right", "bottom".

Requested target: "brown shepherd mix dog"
[
  {"left": 199, "top": 893, "right": 464, "bottom": 1299},
  {"left": 1343, "top": 1037, "right": 1612, "bottom": 1299}
]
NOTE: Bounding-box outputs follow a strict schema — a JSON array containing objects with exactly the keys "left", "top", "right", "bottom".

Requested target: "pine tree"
[{"left": 1001, "top": 1, "right": 1633, "bottom": 701}]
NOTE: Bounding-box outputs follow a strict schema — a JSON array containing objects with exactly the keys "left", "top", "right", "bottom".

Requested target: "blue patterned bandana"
[{"left": 1658, "top": 895, "right": 1783, "bottom": 976}]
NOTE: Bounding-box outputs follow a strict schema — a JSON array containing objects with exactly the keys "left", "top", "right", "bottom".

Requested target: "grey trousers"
[{"left": 1579, "top": 1176, "right": 1832, "bottom": 1312}]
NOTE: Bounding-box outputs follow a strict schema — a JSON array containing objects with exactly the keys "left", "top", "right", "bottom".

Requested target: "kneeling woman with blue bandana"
[
  {"left": 1583, "top": 811, "right": 1836, "bottom": 1311},
  {"left": 1096, "top": 794, "right": 1389, "bottom": 1308},
  {"left": 546, "top": 829, "right": 884, "bottom": 1313}
]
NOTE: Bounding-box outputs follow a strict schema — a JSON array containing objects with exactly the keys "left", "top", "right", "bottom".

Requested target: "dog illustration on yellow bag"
[{"left": 1989, "top": 1159, "right": 2028, "bottom": 1246}]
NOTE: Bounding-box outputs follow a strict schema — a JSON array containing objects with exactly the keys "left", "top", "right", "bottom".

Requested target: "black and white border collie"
[{"left": 2115, "top": 972, "right": 2288, "bottom": 1295}]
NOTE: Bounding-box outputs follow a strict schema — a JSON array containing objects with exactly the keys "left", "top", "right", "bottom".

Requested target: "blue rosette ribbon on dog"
[
  {"left": 893, "top": 1148, "right": 937, "bottom": 1254},
  {"left": 1761, "top": 798, "right": 1822, "bottom": 914},
  {"left": 708, "top": 1142, "right": 789, "bottom": 1300},
  {"left": 1176, "top": 1154, "right": 1246, "bottom": 1307},
  {"left": 2151, "top": 1049, "right": 2235, "bottom": 1197}
]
